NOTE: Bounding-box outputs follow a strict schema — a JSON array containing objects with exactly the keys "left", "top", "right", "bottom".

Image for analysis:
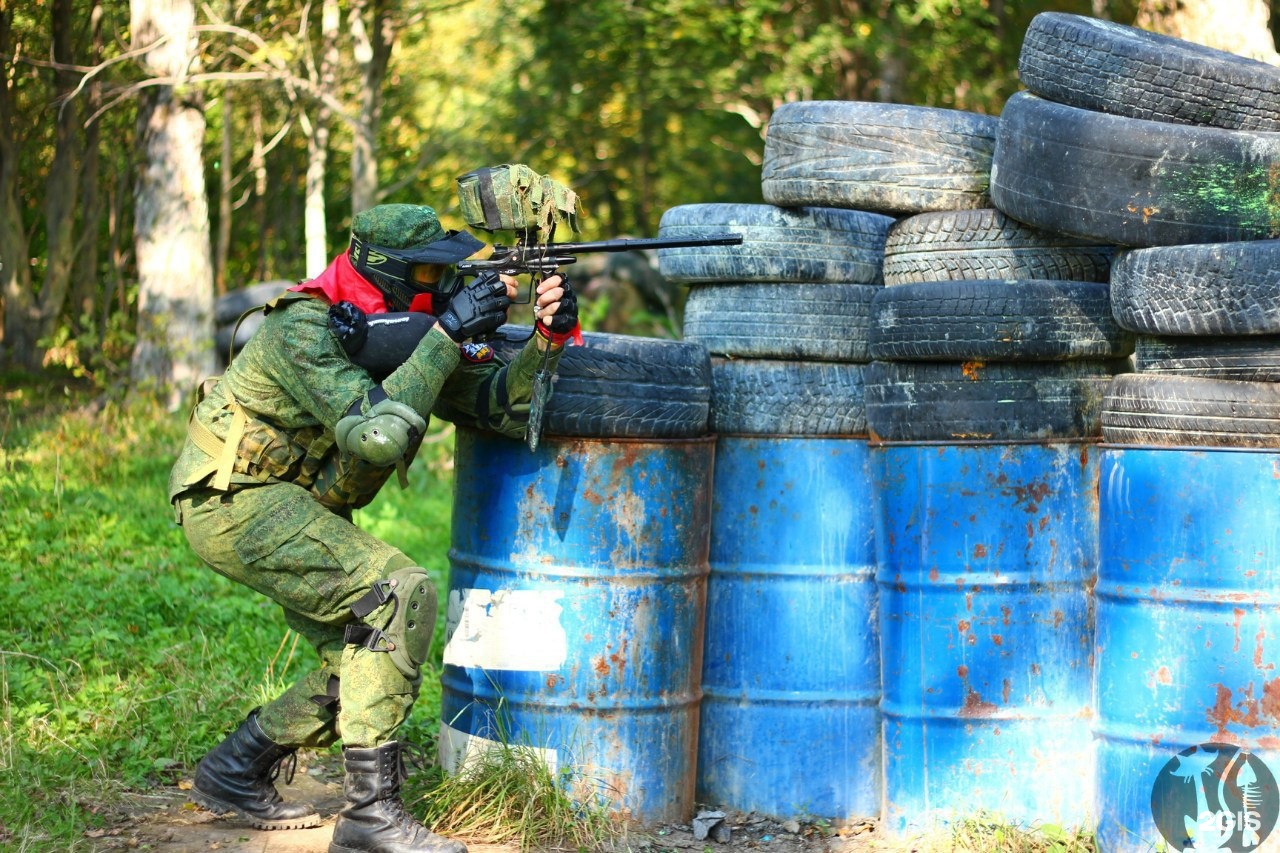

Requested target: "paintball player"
[{"left": 167, "top": 203, "right": 579, "bottom": 853}]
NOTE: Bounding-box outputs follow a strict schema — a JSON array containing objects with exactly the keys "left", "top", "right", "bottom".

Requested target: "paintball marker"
[
  {"left": 454, "top": 234, "right": 744, "bottom": 310},
  {"left": 340, "top": 231, "right": 743, "bottom": 377}
]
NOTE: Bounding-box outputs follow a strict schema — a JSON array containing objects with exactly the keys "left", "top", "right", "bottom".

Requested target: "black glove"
[
  {"left": 328, "top": 301, "right": 369, "bottom": 354},
  {"left": 536, "top": 275, "right": 579, "bottom": 341},
  {"left": 438, "top": 273, "right": 511, "bottom": 343}
]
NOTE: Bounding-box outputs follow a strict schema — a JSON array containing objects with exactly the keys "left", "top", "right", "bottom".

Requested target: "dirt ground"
[{"left": 88, "top": 753, "right": 920, "bottom": 853}]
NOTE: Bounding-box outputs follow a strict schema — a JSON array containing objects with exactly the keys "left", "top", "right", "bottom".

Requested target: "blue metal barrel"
[
  {"left": 1095, "top": 447, "right": 1280, "bottom": 852},
  {"left": 697, "top": 436, "right": 880, "bottom": 820},
  {"left": 440, "top": 428, "right": 713, "bottom": 824},
  {"left": 875, "top": 442, "right": 1097, "bottom": 834}
]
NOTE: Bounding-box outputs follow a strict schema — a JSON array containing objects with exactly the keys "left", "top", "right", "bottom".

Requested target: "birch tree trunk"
[
  {"left": 1136, "top": 0, "right": 1280, "bottom": 63},
  {"left": 0, "top": 8, "right": 35, "bottom": 366},
  {"left": 129, "top": 0, "right": 216, "bottom": 408},
  {"left": 305, "top": 0, "right": 340, "bottom": 277},
  {"left": 349, "top": 0, "right": 394, "bottom": 214}
]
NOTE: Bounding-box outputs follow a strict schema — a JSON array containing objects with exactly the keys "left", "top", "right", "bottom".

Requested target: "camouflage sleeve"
[
  {"left": 263, "top": 297, "right": 461, "bottom": 427},
  {"left": 433, "top": 339, "right": 564, "bottom": 440}
]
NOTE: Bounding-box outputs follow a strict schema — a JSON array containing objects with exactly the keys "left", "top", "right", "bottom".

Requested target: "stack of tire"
[
  {"left": 212, "top": 280, "right": 292, "bottom": 366},
  {"left": 656, "top": 200, "right": 892, "bottom": 823},
  {"left": 990, "top": 13, "right": 1280, "bottom": 853}
]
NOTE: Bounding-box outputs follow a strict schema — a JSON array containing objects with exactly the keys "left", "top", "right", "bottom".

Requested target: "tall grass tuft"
[
  {"left": 941, "top": 814, "right": 1096, "bottom": 852},
  {"left": 412, "top": 703, "right": 624, "bottom": 851}
]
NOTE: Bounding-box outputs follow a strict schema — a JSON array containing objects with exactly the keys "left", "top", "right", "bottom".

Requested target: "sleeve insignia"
[{"left": 461, "top": 342, "right": 495, "bottom": 363}]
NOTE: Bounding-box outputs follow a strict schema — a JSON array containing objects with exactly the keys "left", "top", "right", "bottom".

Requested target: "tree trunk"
[
  {"left": 38, "top": 0, "right": 83, "bottom": 351},
  {"left": 214, "top": 0, "right": 234, "bottom": 294},
  {"left": 251, "top": 101, "right": 269, "bottom": 281},
  {"left": 1136, "top": 0, "right": 1280, "bottom": 63},
  {"left": 0, "top": 8, "right": 35, "bottom": 366},
  {"left": 129, "top": 0, "right": 216, "bottom": 409},
  {"left": 215, "top": 84, "right": 233, "bottom": 294},
  {"left": 72, "top": 0, "right": 105, "bottom": 335},
  {"left": 305, "top": 0, "right": 340, "bottom": 277},
  {"left": 349, "top": 0, "right": 395, "bottom": 214}
]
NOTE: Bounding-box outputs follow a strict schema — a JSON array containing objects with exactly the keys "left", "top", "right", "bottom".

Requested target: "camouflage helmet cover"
[
  {"left": 347, "top": 204, "right": 484, "bottom": 310},
  {"left": 351, "top": 204, "right": 446, "bottom": 250}
]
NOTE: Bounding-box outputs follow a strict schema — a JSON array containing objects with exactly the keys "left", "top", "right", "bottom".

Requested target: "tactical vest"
[{"left": 174, "top": 292, "right": 415, "bottom": 513}]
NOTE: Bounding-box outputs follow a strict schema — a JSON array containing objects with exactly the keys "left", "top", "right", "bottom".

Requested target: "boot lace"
[
  {"left": 268, "top": 751, "right": 298, "bottom": 786},
  {"left": 398, "top": 741, "right": 432, "bottom": 781},
  {"left": 390, "top": 743, "right": 434, "bottom": 839}
]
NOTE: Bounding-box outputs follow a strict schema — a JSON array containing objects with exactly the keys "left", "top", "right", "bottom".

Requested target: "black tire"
[
  {"left": 869, "top": 280, "right": 1132, "bottom": 362},
  {"left": 991, "top": 92, "right": 1280, "bottom": 247},
  {"left": 1019, "top": 12, "right": 1280, "bottom": 132},
  {"left": 710, "top": 358, "right": 866, "bottom": 436},
  {"left": 214, "top": 280, "right": 293, "bottom": 326},
  {"left": 882, "top": 209, "right": 1113, "bottom": 285},
  {"left": 865, "top": 360, "right": 1127, "bottom": 442},
  {"left": 214, "top": 313, "right": 267, "bottom": 362},
  {"left": 761, "top": 101, "right": 998, "bottom": 214},
  {"left": 683, "top": 283, "right": 878, "bottom": 363},
  {"left": 1110, "top": 240, "right": 1280, "bottom": 335},
  {"left": 1135, "top": 336, "right": 1280, "bottom": 383},
  {"left": 485, "top": 326, "right": 711, "bottom": 439},
  {"left": 657, "top": 203, "right": 891, "bottom": 284},
  {"left": 1102, "top": 373, "right": 1280, "bottom": 448}
]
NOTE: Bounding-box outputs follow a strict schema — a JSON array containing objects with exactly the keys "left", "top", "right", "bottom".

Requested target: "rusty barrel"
[
  {"left": 439, "top": 428, "right": 712, "bottom": 823},
  {"left": 875, "top": 442, "right": 1097, "bottom": 833},
  {"left": 1095, "top": 447, "right": 1280, "bottom": 852},
  {"left": 697, "top": 436, "right": 880, "bottom": 820}
]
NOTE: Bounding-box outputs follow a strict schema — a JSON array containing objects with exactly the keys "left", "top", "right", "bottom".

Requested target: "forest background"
[{"left": 5, "top": 0, "right": 1280, "bottom": 407}]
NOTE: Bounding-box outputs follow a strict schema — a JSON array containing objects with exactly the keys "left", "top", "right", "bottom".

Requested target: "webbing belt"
[{"left": 184, "top": 397, "right": 249, "bottom": 491}]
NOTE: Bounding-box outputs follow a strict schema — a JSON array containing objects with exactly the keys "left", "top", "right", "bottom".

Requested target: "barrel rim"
[
  {"left": 456, "top": 425, "right": 718, "bottom": 447},
  {"left": 1100, "top": 441, "right": 1280, "bottom": 454},
  {"left": 871, "top": 437, "right": 1102, "bottom": 447}
]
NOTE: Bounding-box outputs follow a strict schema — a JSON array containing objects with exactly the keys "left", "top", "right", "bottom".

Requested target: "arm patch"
[{"left": 461, "top": 342, "right": 495, "bottom": 363}]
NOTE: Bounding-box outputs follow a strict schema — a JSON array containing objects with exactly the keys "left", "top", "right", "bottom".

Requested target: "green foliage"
[
  {"left": 1, "top": 0, "right": 1186, "bottom": 368},
  {"left": 0, "top": 382, "right": 460, "bottom": 847}
]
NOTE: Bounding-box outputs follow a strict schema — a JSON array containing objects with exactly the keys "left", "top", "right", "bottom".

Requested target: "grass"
[
  {"left": 0, "top": 376, "right": 458, "bottom": 850},
  {"left": 941, "top": 814, "right": 1096, "bottom": 852},
  {"left": 411, "top": 708, "right": 624, "bottom": 851},
  {"left": 410, "top": 690, "right": 625, "bottom": 851}
]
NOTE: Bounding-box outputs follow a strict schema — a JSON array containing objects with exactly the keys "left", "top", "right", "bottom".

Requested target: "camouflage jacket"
[{"left": 168, "top": 293, "right": 559, "bottom": 512}]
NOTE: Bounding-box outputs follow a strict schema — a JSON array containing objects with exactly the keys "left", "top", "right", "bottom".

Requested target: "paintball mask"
[{"left": 348, "top": 204, "right": 485, "bottom": 312}]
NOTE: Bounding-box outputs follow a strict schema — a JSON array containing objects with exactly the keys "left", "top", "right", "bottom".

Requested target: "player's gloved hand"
[
  {"left": 535, "top": 275, "right": 580, "bottom": 346},
  {"left": 438, "top": 273, "right": 511, "bottom": 342}
]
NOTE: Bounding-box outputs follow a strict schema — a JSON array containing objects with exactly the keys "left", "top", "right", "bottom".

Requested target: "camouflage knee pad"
[{"left": 344, "top": 567, "right": 437, "bottom": 680}]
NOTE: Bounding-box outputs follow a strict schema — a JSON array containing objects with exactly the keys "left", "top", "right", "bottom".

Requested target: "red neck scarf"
[{"left": 290, "top": 253, "right": 438, "bottom": 314}]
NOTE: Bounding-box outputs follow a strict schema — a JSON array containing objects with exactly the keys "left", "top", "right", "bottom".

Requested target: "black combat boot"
[
  {"left": 329, "top": 741, "right": 467, "bottom": 853},
  {"left": 190, "top": 709, "right": 321, "bottom": 830}
]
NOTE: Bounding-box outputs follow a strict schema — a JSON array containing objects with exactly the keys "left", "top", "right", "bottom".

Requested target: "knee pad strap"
[{"left": 343, "top": 568, "right": 436, "bottom": 680}]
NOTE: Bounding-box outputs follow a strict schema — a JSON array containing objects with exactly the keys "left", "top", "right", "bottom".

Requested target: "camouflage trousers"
[{"left": 177, "top": 482, "right": 430, "bottom": 748}]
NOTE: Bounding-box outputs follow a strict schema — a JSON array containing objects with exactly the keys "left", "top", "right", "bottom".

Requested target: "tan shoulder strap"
[{"left": 182, "top": 383, "right": 250, "bottom": 491}]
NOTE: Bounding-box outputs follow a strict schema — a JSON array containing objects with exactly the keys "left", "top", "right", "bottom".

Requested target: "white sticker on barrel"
[
  {"left": 443, "top": 588, "right": 568, "bottom": 671},
  {"left": 438, "top": 720, "right": 558, "bottom": 776}
]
